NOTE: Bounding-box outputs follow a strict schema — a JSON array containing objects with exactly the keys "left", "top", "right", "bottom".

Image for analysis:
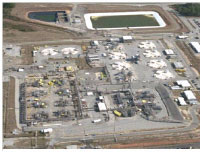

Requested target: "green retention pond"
[
  {"left": 28, "top": 11, "right": 67, "bottom": 22},
  {"left": 90, "top": 15, "right": 160, "bottom": 29}
]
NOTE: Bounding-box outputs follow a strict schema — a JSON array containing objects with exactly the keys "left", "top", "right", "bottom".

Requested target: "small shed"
[
  {"left": 164, "top": 49, "right": 174, "bottom": 55},
  {"left": 122, "top": 36, "right": 133, "bottom": 43},
  {"left": 87, "top": 92, "right": 93, "bottom": 96},
  {"left": 73, "top": 18, "right": 81, "bottom": 23},
  {"left": 91, "top": 40, "right": 99, "bottom": 46},
  {"left": 109, "top": 38, "right": 121, "bottom": 42}
]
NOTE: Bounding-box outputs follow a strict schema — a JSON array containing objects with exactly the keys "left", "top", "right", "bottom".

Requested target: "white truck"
[
  {"left": 177, "top": 35, "right": 188, "bottom": 39},
  {"left": 18, "top": 68, "right": 24, "bottom": 72},
  {"left": 40, "top": 128, "right": 53, "bottom": 133},
  {"left": 92, "top": 119, "right": 102, "bottom": 123}
]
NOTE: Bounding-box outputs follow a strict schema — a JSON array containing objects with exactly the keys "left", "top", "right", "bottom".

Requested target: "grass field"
[{"left": 90, "top": 15, "right": 160, "bottom": 28}]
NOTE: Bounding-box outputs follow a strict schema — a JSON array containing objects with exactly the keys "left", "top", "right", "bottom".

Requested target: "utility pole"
[{"left": 113, "top": 116, "right": 117, "bottom": 142}]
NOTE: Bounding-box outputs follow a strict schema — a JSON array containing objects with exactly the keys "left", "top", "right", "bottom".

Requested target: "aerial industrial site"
[{"left": 2, "top": 2, "right": 200, "bottom": 149}]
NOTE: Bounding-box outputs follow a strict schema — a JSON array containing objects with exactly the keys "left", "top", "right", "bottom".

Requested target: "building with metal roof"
[
  {"left": 190, "top": 42, "right": 200, "bottom": 53},
  {"left": 176, "top": 80, "right": 191, "bottom": 88},
  {"left": 97, "top": 102, "right": 107, "bottom": 111},
  {"left": 164, "top": 49, "right": 174, "bottom": 55},
  {"left": 183, "top": 90, "right": 197, "bottom": 104},
  {"left": 177, "top": 97, "right": 187, "bottom": 106},
  {"left": 122, "top": 36, "right": 133, "bottom": 43},
  {"left": 172, "top": 62, "right": 184, "bottom": 69}
]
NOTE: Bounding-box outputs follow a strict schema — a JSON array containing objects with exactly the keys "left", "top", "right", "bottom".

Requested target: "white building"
[
  {"left": 164, "top": 49, "right": 174, "bottom": 55},
  {"left": 87, "top": 92, "right": 94, "bottom": 96},
  {"left": 177, "top": 97, "right": 187, "bottom": 106},
  {"left": 176, "top": 80, "right": 191, "bottom": 88},
  {"left": 122, "top": 36, "right": 133, "bottom": 43},
  {"left": 173, "top": 62, "right": 184, "bottom": 69},
  {"left": 183, "top": 90, "right": 197, "bottom": 104},
  {"left": 97, "top": 102, "right": 107, "bottom": 111},
  {"left": 190, "top": 42, "right": 200, "bottom": 53}
]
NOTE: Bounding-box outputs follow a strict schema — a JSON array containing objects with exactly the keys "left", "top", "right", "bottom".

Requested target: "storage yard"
[{"left": 3, "top": 3, "right": 200, "bottom": 149}]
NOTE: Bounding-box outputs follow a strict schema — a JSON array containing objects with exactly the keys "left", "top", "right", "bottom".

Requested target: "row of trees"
[
  {"left": 3, "top": 3, "right": 16, "bottom": 18},
  {"left": 3, "top": 3, "right": 15, "bottom": 9},
  {"left": 173, "top": 3, "right": 200, "bottom": 17}
]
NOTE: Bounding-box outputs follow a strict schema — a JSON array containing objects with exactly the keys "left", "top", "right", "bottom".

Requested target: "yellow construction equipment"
[
  {"left": 65, "top": 66, "right": 74, "bottom": 72},
  {"left": 142, "top": 99, "right": 147, "bottom": 103},
  {"left": 175, "top": 69, "right": 186, "bottom": 72},
  {"left": 34, "top": 98, "right": 39, "bottom": 101},
  {"left": 48, "top": 81, "right": 54, "bottom": 86},
  {"left": 113, "top": 110, "right": 122, "bottom": 117},
  {"left": 81, "top": 45, "right": 87, "bottom": 51}
]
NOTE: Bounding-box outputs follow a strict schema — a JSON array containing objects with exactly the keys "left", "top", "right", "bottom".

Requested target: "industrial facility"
[{"left": 3, "top": 2, "right": 200, "bottom": 149}]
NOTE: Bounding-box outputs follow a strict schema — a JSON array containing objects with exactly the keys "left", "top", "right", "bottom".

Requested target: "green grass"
[
  {"left": 3, "top": 3, "right": 35, "bottom": 32},
  {"left": 91, "top": 15, "right": 160, "bottom": 28}
]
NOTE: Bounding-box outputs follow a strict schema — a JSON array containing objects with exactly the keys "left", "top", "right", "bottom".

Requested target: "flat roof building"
[
  {"left": 177, "top": 97, "right": 187, "bottom": 106},
  {"left": 164, "top": 49, "right": 174, "bottom": 55},
  {"left": 173, "top": 62, "right": 184, "bottom": 69},
  {"left": 98, "top": 102, "right": 107, "bottom": 111},
  {"left": 176, "top": 80, "right": 191, "bottom": 88},
  {"left": 184, "top": 90, "right": 196, "bottom": 103},
  {"left": 122, "top": 36, "right": 133, "bottom": 43},
  {"left": 190, "top": 42, "right": 200, "bottom": 53}
]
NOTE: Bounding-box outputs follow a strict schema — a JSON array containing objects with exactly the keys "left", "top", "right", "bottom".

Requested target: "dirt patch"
[
  {"left": 70, "top": 57, "right": 91, "bottom": 69},
  {"left": 5, "top": 137, "right": 49, "bottom": 149},
  {"left": 181, "top": 109, "right": 192, "bottom": 120},
  {"left": 20, "top": 45, "right": 34, "bottom": 65},
  {"left": 175, "top": 40, "right": 200, "bottom": 74},
  {"left": 193, "top": 91, "right": 200, "bottom": 102},
  {"left": 107, "top": 138, "right": 200, "bottom": 149},
  {"left": 3, "top": 77, "right": 17, "bottom": 135},
  {"left": 172, "top": 90, "right": 182, "bottom": 98}
]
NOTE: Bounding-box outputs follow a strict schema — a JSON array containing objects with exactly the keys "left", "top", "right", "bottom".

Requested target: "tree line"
[{"left": 173, "top": 3, "right": 200, "bottom": 17}]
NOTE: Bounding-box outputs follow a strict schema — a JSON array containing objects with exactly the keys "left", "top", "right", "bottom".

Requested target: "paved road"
[{"left": 6, "top": 104, "right": 198, "bottom": 147}]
